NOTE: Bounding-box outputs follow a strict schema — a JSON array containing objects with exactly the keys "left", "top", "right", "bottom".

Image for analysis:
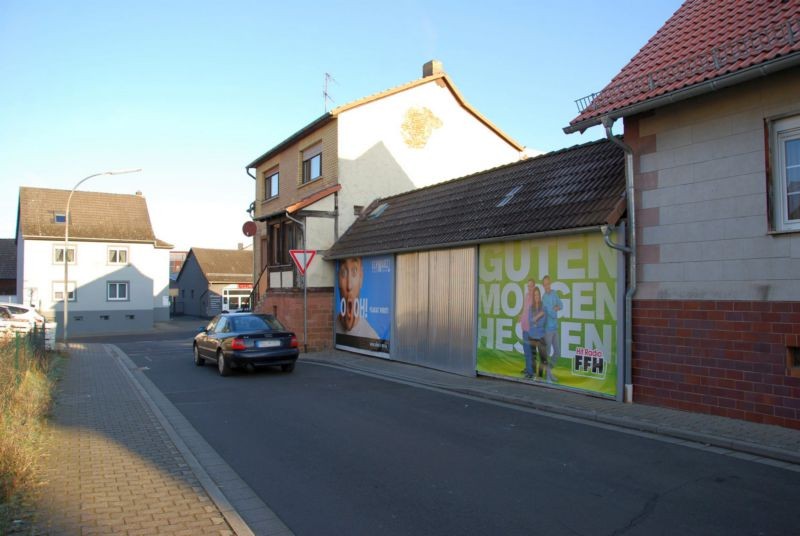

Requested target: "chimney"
[
  {"left": 422, "top": 60, "right": 443, "bottom": 78},
  {"left": 135, "top": 190, "right": 142, "bottom": 196},
  {"left": 237, "top": 242, "right": 243, "bottom": 250}
]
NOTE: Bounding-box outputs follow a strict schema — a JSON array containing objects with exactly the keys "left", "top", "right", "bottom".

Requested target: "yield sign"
[{"left": 289, "top": 249, "right": 316, "bottom": 275}]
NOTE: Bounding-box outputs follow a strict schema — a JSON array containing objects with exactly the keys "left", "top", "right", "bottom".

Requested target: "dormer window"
[
  {"left": 54, "top": 213, "right": 67, "bottom": 223},
  {"left": 302, "top": 143, "right": 322, "bottom": 184}
]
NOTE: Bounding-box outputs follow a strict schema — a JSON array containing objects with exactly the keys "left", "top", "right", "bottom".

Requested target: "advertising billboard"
[
  {"left": 477, "top": 233, "right": 621, "bottom": 398},
  {"left": 334, "top": 254, "right": 393, "bottom": 358}
]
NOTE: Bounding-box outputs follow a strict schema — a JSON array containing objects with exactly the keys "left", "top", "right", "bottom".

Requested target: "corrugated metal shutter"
[{"left": 394, "top": 247, "right": 476, "bottom": 376}]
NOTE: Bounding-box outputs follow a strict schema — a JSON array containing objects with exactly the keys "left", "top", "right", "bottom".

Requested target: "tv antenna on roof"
[{"left": 324, "top": 72, "right": 337, "bottom": 112}]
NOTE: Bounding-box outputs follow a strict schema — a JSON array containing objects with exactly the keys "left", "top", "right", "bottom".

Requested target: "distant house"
[
  {"left": 175, "top": 247, "right": 253, "bottom": 318},
  {"left": 15, "top": 187, "right": 172, "bottom": 336},
  {"left": 246, "top": 60, "right": 526, "bottom": 350},
  {"left": 565, "top": 0, "right": 800, "bottom": 428},
  {"left": 326, "top": 139, "right": 627, "bottom": 400},
  {"left": 0, "top": 239, "right": 16, "bottom": 299}
]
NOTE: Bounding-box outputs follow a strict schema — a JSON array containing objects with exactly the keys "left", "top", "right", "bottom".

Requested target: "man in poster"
[
  {"left": 542, "top": 275, "right": 562, "bottom": 383},
  {"left": 337, "top": 257, "right": 379, "bottom": 339}
]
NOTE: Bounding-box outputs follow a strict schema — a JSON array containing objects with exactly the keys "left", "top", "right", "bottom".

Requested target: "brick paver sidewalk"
[{"left": 29, "top": 343, "right": 235, "bottom": 535}]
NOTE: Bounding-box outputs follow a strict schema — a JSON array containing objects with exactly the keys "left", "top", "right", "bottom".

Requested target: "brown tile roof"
[
  {"left": 17, "top": 187, "right": 172, "bottom": 247},
  {"left": 568, "top": 0, "right": 800, "bottom": 132},
  {"left": 189, "top": 248, "right": 253, "bottom": 284},
  {"left": 246, "top": 69, "right": 523, "bottom": 169},
  {"left": 0, "top": 239, "right": 16, "bottom": 280},
  {"left": 326, "top": 139, "right": 624, "bottom": 259}
]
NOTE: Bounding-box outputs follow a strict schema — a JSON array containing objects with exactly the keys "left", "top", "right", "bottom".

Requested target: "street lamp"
[{"left": 63, "top": 168, "right": 142, "bottom": 346}]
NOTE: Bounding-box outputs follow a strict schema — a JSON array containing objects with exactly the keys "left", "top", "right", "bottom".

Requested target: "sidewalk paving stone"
[{"left": 27, "top": 343, "right": 237, "bottom": 535}]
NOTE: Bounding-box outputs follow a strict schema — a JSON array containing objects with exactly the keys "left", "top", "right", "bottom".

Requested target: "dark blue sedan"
[{"left": 193, "top": 313, "right": 299, "bottom": 376}]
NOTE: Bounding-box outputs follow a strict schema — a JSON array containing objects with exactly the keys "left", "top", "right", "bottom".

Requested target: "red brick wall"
[
  {"left": 633, "top": 299, "right": 800, "bottom": 429},
  {"left": 255, "top": 288, "right": 333, "bottom": 352}
]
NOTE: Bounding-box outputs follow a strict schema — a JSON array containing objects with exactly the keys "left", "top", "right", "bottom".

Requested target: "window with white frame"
[
  {"left": 107, "top": 281, "right": 129, "bottom": 301},
  {"left": 301, "top": 142, "right": 322, "bottom": 184},
  {"left": 53, "top": 281, "right": 76, "bottom": 301},
  {"left": 108, "top": 247, "right": 129, "bottom": 264},
  {"left": 53, "top": 245, "right": 76, "bottom": 264},
  {"left": 265, "top": 169, "right": 279, "bottom": 199},
  {"left": 772, "top": 115, "right": 800, "bottom": 232}
]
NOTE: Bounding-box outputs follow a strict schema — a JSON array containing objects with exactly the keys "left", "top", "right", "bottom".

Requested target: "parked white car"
[{"left": 0, "top": 303, "right": 45, "bottom": 328}]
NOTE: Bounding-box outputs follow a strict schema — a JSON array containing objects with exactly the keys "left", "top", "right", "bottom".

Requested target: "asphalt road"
[{"left": 115, "top": 336, "right": 800, "bottom": 536}]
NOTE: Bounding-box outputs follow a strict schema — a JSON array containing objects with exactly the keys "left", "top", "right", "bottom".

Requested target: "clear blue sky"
[{"left": 0, "top": 0, "right": 682, "bottom": 251}]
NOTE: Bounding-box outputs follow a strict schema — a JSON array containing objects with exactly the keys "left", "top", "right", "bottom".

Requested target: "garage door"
[{"left": 394, "top": 247, "right": 476, "bottom": 376}]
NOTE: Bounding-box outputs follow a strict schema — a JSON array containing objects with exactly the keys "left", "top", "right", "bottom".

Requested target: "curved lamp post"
[{"left": 63, "top": 168, "right": 142, "bottom": 346}]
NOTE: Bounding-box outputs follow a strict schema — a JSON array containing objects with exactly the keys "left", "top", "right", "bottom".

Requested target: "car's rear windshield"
[{"left": 230, "top": 314, "right": 286, "bottom": 332}]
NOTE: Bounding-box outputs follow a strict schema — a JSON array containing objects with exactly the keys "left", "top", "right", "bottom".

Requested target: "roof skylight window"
[
  {"left": 367, "top": 202, "right": 389, "bottom": 220},
  {"left": 54, "top": 213, "right": 67, "bottom": 223},
  {"left": 497, "top": 185, "right": 522, "bottom": 207}
]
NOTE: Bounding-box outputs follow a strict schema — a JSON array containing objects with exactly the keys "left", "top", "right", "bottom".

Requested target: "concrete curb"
[
  {"left": 106, "top": 344, "right": 256, "bottom": 536},
  {"left": 303, "top": 357, "right": 800, "bottom": 467},
  {"left": 107, "top": 343, "right": 295, "bottom": 536},
  {"left": 107, "top": 343, "right": 292, "bottom": 536}
]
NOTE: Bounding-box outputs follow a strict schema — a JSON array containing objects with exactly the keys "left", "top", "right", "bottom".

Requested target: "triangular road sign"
[{"left": 289, "top": 249, "right": 316, "bottom": 275}]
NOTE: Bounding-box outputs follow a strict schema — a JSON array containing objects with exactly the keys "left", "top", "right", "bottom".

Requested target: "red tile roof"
[
  {"left": 567, "top": 0, "right": 800, "bottom": 132},
  {"left": 286, "top": 184, "right": 342, "bottom": 214}
]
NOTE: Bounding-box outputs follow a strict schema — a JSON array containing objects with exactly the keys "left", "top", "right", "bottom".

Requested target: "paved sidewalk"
[
  {"left": 303, "top": 350, "right": 800, "bottom": 467},
  {"left": 29, "top": 343, "right": 239, "bottom": 535}
]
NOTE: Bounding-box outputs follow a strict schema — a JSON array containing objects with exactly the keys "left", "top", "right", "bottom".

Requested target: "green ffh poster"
[{"left": 477, "top": 233, "right": 620, "bottom": 397}]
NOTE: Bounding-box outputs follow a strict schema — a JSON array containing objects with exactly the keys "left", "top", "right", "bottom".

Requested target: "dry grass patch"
[{"left": 0, "top": 338, "right": 62, "bottom": 532}]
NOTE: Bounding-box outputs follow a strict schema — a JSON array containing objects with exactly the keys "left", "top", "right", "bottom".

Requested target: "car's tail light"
[
  {"left": 231, "top": 338, "right": 247, "bottom": 350},
  {"left": 290, "top": 335, "right": 298, "bottom": 348}
]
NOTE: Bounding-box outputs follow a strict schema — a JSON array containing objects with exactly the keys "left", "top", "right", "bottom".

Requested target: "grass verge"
[{"left": 0, "top": 336, "right": 63, "bottom": 533}]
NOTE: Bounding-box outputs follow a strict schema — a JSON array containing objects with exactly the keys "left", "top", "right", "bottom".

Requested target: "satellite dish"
[{"left": 242, "top": 221, "right": 257, "bottom": 237}]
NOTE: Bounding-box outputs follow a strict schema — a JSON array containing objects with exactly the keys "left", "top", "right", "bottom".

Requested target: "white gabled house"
[{"left": 15, "top": 187, "right": 172, "bottom": 336}]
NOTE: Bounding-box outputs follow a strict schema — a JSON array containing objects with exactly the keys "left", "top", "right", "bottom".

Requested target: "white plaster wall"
[
  {"left": 336, "top": 81, "right": 521, "bottom": 233},
  {"left": 22, "top": 239, "right": 170, "bottom": 313},
  {"left": 635, "top": 68, "right": 800, "bottom": 301},
  {"left": 303, "top": 194, "right": 336, "bottom": 288}
]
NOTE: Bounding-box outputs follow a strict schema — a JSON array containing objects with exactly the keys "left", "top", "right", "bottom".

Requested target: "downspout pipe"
[
  {"left": 246, "top": 167, "right": 256, "bottom": 180},
  {"left": 602, "top": 116, "right": 636, "bottom": 403}
]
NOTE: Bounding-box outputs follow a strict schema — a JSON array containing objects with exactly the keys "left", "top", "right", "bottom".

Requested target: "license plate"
[{"left": 257, "top": 339, "right": 281, "bottom": 348}]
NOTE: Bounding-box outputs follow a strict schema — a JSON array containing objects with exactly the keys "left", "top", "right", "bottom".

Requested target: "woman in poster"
[
  {"left": 519, "top": 280, "right": 546, "bottom": 380},
  {"left": 529, "top": 287, "right": 548, "bottom": 380}
]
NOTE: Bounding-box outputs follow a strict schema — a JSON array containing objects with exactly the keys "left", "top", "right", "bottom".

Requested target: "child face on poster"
[{"left": 338, "top": 257, "right": 363, "bottom": 331}]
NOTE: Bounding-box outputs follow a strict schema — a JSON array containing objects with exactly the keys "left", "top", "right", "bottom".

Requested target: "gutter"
[
  {"left": 325, "top": 225, "right": 602, "bottom": 260},
  {"left": 601, "top": 117, "right": 636, "bottom": 404},
  {"left": 564, "top": 52, "right": 800, "bottom": 134}
]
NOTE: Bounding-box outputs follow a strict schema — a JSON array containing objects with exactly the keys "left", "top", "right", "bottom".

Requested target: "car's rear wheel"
[
  {"left": 217, "top": 350, "right": 230, "bottom": 376},
  {"left": 193, "top": 345, "right": 205, "bottom": 366},
  {"left": 281, "top": 363, "right": 295, "bottom": 373}
]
